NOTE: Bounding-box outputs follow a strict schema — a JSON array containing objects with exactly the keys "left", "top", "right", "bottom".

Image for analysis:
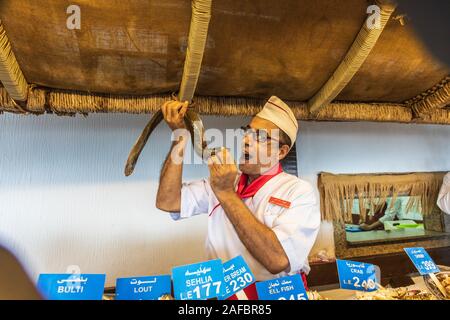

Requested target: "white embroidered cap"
[{"left": 256, "top": 96, "right": 298, "bottom": 147}]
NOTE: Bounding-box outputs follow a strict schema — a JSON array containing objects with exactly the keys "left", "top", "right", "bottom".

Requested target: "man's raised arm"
[{"left": 155, "top": 100, "right": 189, "bottom": 212}]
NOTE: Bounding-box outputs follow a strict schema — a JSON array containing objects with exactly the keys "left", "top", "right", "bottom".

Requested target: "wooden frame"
[{"left": 308, "top": 246, "right": 450, "bottom": 287}]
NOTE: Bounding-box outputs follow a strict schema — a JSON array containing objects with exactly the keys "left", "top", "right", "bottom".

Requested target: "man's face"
[{"left": 238, "top": 116, "right": 289, "bottom": 176}]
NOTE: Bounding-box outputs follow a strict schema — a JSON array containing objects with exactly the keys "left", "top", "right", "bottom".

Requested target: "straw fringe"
[
  {"left": 0, "top": 86, "right": 20, "bottom": 112},
  {"left": 0, "top": 22, "right": 28, "bottom": 101},
  {"left": 319, "top": 172, "right": 445, "bottom": 223},
  {"left": 0, "top": 87, "right": 449, "bottom": 125},
  {"left": 34, "top": 89, "right": 410, "bottom": 122},
  {"left": 415, "top": 108, "right": 450, "bottom": 125},
  {"left": 409, "top": 76, "right": 450, "bottom": 116},
  {"left": 316, "top": 102, "right": 412, "bottom": 123},
  {"left": 195, "top": 96, "right": 309, "bottom": 118},
  {"left": 48, "top": 90, "right": 169, "bottom": 114},
  {"left": 405, "top": 76, "right": 450, "bottom": 105},
  {"left": 26, "top": 86, "right": 46, "bottom": 113}
]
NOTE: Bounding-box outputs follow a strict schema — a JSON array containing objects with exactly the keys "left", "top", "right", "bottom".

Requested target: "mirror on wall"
[
  {"left": 343, "top": 195, "right": 437, "bottom": 245},
  {"left": 318, "top": 172, "right": 449, "bottom": 247}
]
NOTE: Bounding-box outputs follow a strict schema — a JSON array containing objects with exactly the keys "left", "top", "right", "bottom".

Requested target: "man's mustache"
[{"left": 240, "top": 149, "right": 277, "bottom": 166}]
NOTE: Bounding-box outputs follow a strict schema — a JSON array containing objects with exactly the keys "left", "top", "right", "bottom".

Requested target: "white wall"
[{"left": 0, "top": 114, "right": 449, "bottom": 286}]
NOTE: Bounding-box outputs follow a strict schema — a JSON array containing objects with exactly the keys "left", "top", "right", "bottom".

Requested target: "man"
[
  {"left": 359, "top": 202, "right": 392, "bottom": 231},
  {"left": 437, "top": 172, "right": 450, "bottom": 215},
  {"left": 156, "top": 96, "right": 320, "bottom": 287},
  {"left": 360, "top": 196, "right": 423, "bottom": 231}
]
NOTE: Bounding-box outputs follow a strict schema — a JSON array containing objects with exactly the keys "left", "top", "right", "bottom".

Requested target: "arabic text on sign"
[
  {"left": 255, "top": 274, "right": 308, "bottom": 300},
  {"left": 336, "top": 259, "right": 379, "bottom": 292},
  {"left": 57, "top": 286, "right": 84, "bottom": 294},
  {"left": 224, "top": 266, "right": 249, "bottom": 281},
  {"left": 172, "top": 259, "right": 224, "bottom": 300}
]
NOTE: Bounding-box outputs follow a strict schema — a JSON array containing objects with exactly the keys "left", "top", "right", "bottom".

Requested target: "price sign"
[
  {"left": 37, "top": 274, "right": 106, "bottom": 300},
  {"left": 255, "top": 274, "right": 308, "bottom": 300},
  {"left": 404, "top": 247, "right": 440, "bottom": 275},
  {"left": 172, "top": 259, "right": 224, "bottom": 300},
  {"left": 336, "top": 259, "right": 380, "bottom": 292},
  {"left": 220, "top": 255, "right": 255, "bottom": 300},
  {"left": 115, "top": 275, "right": 171, "bottom": 300}
]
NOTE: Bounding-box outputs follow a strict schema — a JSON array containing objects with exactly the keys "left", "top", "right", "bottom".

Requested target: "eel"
[{"left": 124, "top": 106, "right": 215, "bottom": 176}]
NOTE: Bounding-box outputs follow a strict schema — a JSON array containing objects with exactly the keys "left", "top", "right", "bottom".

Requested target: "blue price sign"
[
  {"left": 255, "top": 274, "right": 308, "bottom": 300},
  {"left": 220, "top": 255, "right": 255, "bottom": 300},
  {"left": 172, "top": 259, "right": 224, "bottom": 300},
  {"left": 37, "top": 274, "right": 106, "bottom": 300},
  {"left": 404, "top": 247, "right": 440, "bottom": 275},
  {"left": 336, "top": 259, "right": 379, "bottom": 292},
  {"left": 116, "top": 275, "right": 171, "bottom": 300}
]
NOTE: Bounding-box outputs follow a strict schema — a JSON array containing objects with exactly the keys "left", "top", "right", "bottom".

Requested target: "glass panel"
[{"left": 344, "top": 195, "right": 446, "bottom": 245}]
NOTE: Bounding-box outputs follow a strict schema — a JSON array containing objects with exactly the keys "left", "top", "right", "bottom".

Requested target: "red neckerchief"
[{"left": 209, "top": 163, "right": 283, "bottom": 216}]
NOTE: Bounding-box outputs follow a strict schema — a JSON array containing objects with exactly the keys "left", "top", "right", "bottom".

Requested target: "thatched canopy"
[{"left": 0, "top": 0, "right": 449, "bottom": 124}]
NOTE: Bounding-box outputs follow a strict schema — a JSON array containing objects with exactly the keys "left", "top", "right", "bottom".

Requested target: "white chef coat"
[
  {"left": 378, "top": 197, "right": 423, "bottom": 223},
  {"left": 377, "top": 198, "right": 401, "bottom": 223},
  {"left": 170, "top": 171, "right": 321, "bottom": 281},
  {"left": 437, "top": 172, "right": 450, "bottom": 215}
]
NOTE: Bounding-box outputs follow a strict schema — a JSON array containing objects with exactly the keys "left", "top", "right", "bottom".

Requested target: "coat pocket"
[{"left": 263, "top": 204, "right": 284, "bottom": 227}]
